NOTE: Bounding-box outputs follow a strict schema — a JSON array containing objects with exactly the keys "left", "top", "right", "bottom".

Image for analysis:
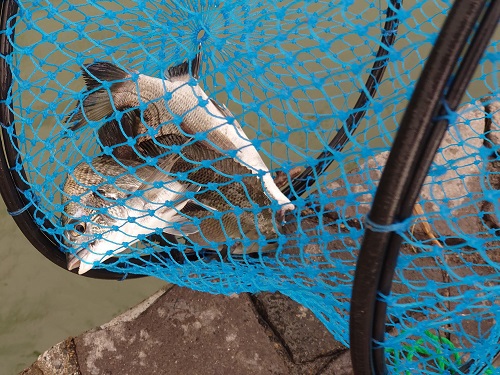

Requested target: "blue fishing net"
[{"left": 3, "top": 0, "right": 500, "bottom": 372}]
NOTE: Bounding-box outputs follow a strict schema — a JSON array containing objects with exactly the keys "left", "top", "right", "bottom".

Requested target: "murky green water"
[
  {"left": 0, "top": 196, "right": 165, "bottom": 373},
  {"left": 0, "top": 199, "right": 166, "bottom": 373}
]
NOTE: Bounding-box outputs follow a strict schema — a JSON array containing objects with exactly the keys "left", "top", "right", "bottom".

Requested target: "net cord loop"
[
  {"left": 0, "top": 0, "right": 145, "bottom": 279},
  {"left": 363, "top": 216, "right": 410, "bottom": 234}
]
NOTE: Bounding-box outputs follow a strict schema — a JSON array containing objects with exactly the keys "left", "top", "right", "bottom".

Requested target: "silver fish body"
[
  {"left": 137, "top": 134, "right": 282, "bottom": 254},
  {"left": 62, "top": 132, "right": 283, "bottom": 273},
  {"left": 62, "top": 154, "right": 198, "bottom": 274},
  {"left": 68, "top": 56, "right": 294, "bottom": 212}
]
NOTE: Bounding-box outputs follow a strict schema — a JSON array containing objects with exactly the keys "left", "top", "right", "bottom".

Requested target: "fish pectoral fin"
[
  {"left": 143, "top": 181, "right": 200, "bottom": 205},
  {"left": 165, "top": 47, "right": 202, "bottom": 81},
  {"left": 137, "top": 138, "right": 172, "bottom": 158},
  {"left": 137, "top": 134, "right": 184, "bottom": 158},
  {"left": 138, "top": 133, "right": 197, "bottom": 160},
  {"left": 163, "top": 213, "right": 199, "bottom": 236},
  {"left": 182, "top": 201, "right": 207, "bottom": 213},
  {"left": 136, "top": 155, "right": 183, "bottom": 192},
  {"left": 98, "top": 119, "right": 128, "bottom": 147},
  {"left": 97, "top": 109, "right": 140, "bottom": 148},
  {"left": 137, "top": 136, "right": 200, "bottom": 181},
  {"left": 194, "top": 200, "right": 219, "bottom": 213},
  {"left": 155, "top": 152, "right": 182, "bottom": 174}
]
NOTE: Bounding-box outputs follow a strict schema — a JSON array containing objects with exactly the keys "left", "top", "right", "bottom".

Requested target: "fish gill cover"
[{"left": 2, "top": 0, "right": 500, "bottom": 373}]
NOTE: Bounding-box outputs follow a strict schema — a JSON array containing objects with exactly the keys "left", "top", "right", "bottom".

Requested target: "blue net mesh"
[{"left": 3, "top": 0, "right": 500, "bottom": 372}]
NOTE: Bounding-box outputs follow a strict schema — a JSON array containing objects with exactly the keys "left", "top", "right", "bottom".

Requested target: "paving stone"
[
  {"left": 74, "top": 286, "right": 289, "bottom": 375},
  {"left": 253, "top": 292, "right": 346, "bottom": 364},
  {"left": 319, "top": 350, "right": 353, "bottom": 375},
  {"left": 20, "top": 338, "right": 81, "bottom": 375},
  {"left": 288, "top": 356, "right": 335, "bottom": 375}
]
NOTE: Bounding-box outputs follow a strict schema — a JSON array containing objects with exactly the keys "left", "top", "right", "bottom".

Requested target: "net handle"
[
  {"left": 349, "top": 1, "right": 500, "bottom": 374},
  {"left": 283, "top": 0, "right": 402, "bottom": 198}
]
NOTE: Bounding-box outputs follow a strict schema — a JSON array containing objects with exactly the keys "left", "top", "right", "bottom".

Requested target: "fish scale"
[
  {"left": 62, "top": 136, "right": 281, "bottom": 273},
  {"left": 62, "top": 154, "right": 200, "bottom": 274}
]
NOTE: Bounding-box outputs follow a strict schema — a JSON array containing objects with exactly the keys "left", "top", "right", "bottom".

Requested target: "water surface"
[{"left": 0, "top": 199, "right": 165, "bottom": 373}]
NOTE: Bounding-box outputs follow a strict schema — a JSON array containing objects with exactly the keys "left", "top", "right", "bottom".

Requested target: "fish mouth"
[
  {"left": 66, "top": 241, "right": 117, "bottom": 275},
  {"left": 66, "top": 242, "right": 96, "bottom": 274},
  {"left": 66, "top": 236, "right": 137, "bottom": 275},
  {"left": 66, "top": 253, "right": 81, "bottom": 272}
]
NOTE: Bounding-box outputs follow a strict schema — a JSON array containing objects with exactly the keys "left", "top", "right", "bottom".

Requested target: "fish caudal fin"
[
  {"left": 166, "top": 47, "right": 202, "bottom": 81},
  {"left": 67, "top": 62, "right": 133, "bottom": 131}
]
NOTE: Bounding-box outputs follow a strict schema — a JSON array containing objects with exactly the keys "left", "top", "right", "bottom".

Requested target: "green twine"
[{"left": 386, "top": 330, "right": 496, "bottom": 374}]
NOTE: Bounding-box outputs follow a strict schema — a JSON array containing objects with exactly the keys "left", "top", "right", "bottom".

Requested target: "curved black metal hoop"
[
  {"left": 283, "top": 0, "right": 402, "bottom": 198},
  {"left": 0, "top": 1, "right": 400, "bottom": 280},
  {"left": 349, "top": 1, "right": 500, "bottom": 374}
]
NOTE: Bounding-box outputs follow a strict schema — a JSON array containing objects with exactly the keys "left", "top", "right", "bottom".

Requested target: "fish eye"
[{"left": 71, "top": 223, "right": 87, "bottom": 236}]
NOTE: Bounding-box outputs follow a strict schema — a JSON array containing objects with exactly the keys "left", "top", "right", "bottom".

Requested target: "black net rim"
[{"left": 0, "top": 0, "right": 400, "bottom": 281}]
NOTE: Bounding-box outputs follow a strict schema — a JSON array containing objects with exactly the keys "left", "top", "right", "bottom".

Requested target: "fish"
[
  {"left": 62, "top": 152, "right": 200, "bottom": 274},
  {"left": 62, "top": 131, "right": 283, "bottom": 274},
  {"left": 137, "top": 133, "right": 282, "bottom": 255},
  {"left": 66, "top": 52, "right": 295, "bottom": 214}
]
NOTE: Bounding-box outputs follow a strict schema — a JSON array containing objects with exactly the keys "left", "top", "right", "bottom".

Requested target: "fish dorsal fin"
[
  {"left": 68, "top": 63, "right": 135, "bottom": 132},
  {"left": 166, "top": 49, "right": 202, "bottom": 81},
  {"left": 82, "top": 61, "right": 131, "bottom": 90}
]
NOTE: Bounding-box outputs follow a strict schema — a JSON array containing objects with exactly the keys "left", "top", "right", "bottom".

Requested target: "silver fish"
[
  {"left": 67, "top": 53, "right": 295, "bottom": 213},
  {"left": 62, "top": 132, "right": 283, "bottom": 273},
  {"left": 62, "top": 153, "right": 199, "bottom": 274},
  {"left": 137, "top": 133, "right": 282, "bottom": 254}
]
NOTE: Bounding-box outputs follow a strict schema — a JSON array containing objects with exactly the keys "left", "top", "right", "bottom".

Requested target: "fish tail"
[
  {"left": 166, "top": 48, "right": 202, "bottom": 81},
  {"left": 67, "top": 62, "right": 134, "bottom": 131}
]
